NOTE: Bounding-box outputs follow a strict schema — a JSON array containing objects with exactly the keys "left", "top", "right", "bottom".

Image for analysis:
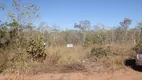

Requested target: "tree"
[
  {"left": 9, "top": 0, "right": 40, "bottom": 41},
  {"left": 0, "top": 4, "right": 4, "bottom": 24},
  {"left": 1, "top": 0, "right": 46, "bottom": 62},
  {"left": 136, "top": 21, "right": 142, "bottom": 33},
  {"left": 119, "top": 18, "right": 132, "bottom": 31},
  {"left": 74, "top": 20, "right": 91, "bottom": 31},
  {"left": 8, "top": 0, "right": 40, "bottom": 26},
  {"left": 93, "top": 24, "right": 107, "bottom": 44},
  {"left": 93, "top": 23, "right": 105, "bottom": 32},
  {"left": 133, "top": 21, "right": 142, "bottom": 51},
  {"left": 74, "top": 20, "right": 91, "bottom": 45},
  {"left": 135, "top": 21, "right": 142, "bottom": 44},
  {"left": 119, "top": 18, "right": 132, "bottom": 42}
]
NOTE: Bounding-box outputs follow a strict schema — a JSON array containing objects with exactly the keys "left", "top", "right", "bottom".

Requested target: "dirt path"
[{"left": 0, "top": 68, "right": 142, "bottom": 80}]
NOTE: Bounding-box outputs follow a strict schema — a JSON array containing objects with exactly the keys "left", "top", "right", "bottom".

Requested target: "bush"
[
  {"left": 27, "top": 35, "right": 47, "bottom": 62},
  {"left": 133, "top": 41, "right": 142, "bottom": 52},
  {"left": 0, "top": 26, "right": 10, "bottom": 49},
  {"left": 0, "top": 52, "right": 8, "bottom": 72},
  {"left": 88, "top": 46, "right": 111, "bottom": 60},
  {"left": 133, "top": 32, "right": 142, "bottom": 52}
]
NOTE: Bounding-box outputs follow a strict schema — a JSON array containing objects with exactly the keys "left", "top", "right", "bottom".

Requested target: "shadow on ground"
[{"left": 124, "top": 59, "right": 142, "bottom": 72}]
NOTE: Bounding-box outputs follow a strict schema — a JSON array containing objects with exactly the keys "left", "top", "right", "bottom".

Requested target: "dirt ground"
[
  {"left": 0, "top": 68, "right": 142, "bottom": 80},
  {"left": 0, "top": 59, "right": 142, "bottom": 80}
]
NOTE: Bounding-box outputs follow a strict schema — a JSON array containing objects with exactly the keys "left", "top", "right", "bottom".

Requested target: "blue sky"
[{"left": 0, "top": 0, "right": 142, "bottom": 29}]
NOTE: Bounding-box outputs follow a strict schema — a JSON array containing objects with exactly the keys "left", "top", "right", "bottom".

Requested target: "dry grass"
[
  {"left": 34, "top": 45, "right": 88, "bottom": 73},
  {"left": 84, "top": 42, "right": 135, "bottom": 71},
  {"left": 0, "top": 42, "right": 136, "bottom": 74},
  {"left": 47, "top": 45, "right": 87, "bottom": 64},
  {"left": 34, "top": 42, "right": 135, "bottom": 73},
  {"left": 2, "top": 72, "right": 38, "bottom": 80}
]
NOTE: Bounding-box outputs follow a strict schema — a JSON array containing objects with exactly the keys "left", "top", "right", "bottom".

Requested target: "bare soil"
[
  {"left": 0, "top": 59, "right": 142, "bottom": 80},
  {"left": 0, "top": 67, "right": 142, "bottom": 80}
]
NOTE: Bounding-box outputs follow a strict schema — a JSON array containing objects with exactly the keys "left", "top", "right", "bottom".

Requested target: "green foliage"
[
  {"left": 0, "top": 26, "right": 10, "bottom": 48},
  {"left": 88, "top": 46, "right": 111, "bottom": 60},
  {"left": 84, "top": 33, "right": 98, "bottom": 44},
  {"left": 64, "top": 30, "right": 84, "bottom": 44},
  {"left": 84, "top": 31, "right": 106, "bottom": 45},
  {"left": 9, "top": 21, "right": 19, "bottom": 28},
  {"left": 27, "top": 35, "right": 47, "bottom": 62}
]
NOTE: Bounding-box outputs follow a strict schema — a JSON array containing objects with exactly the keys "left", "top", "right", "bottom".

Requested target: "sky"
[{"left": 0, "top": 0, "right": 142, "bottom": 30}]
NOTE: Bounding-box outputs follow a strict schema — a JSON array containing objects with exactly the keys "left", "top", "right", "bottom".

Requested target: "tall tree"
[
  {"left": 136, "top": 21, "right": 142, "bottom": 33},
  {"left": 135, "top": 21, "right": 142, "bottom": 44},
  {"left": 3, "top": 0, "right": 41, "bottom": 54},
  {"left": 93, "top": 24, "right": 106, "bottom": 44},
  {"left": 119, "top": 18, "right": 132, "bottom": 31},
  {"left": 74, "top": 20, "right": 91, "bottom": 31},
  {"left": 7, "top": 0, "right": 40, "bottom": 26},
  {"left": 119, "top": 18, "right": 132, "bottom": 42},
  {"left": 93, "top": 23, "right": 104, "bottom": 32},
  {"left": 74, "top": 20, "right": 91, "bottom": 45}
]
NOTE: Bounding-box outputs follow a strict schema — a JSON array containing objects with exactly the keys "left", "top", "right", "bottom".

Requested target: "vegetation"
[
  {"left": 0, "top": 0, "right": 142, "bottom": 74},
  {"left": 27, "top": 35, "right": 46, "bottom": 62}
]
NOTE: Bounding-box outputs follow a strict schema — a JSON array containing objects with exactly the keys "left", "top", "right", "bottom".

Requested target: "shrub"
[
  {"left": 133, "top": 32, "right": 142, "bottom": 52},
  {"left": 133, "top": 41, "right": 142, "bottom": 52},
  {"left": 27, "top": 35, "right": 47, "bottom": 62},
  {"left": 0, "top": 26, "right": 10, "bottom": 49},
  {"left": 0, "top": 51, "right": 8, "bottom": 72},
  {"left": 88, "top": 46, "right": 111, "bottom": 60}
]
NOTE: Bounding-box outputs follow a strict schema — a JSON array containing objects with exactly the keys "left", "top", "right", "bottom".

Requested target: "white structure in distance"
[{"left": 67, "top": 44, "right": 73, "bottom": 48}]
